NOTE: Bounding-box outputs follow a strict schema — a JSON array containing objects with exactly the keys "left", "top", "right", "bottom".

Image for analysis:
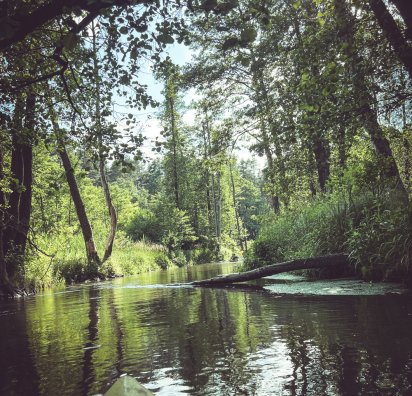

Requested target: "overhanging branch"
[{"left": 0, "top": 0, "right": 146, "bottom": 52}]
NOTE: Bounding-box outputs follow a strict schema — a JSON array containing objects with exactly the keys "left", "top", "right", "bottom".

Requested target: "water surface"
[{"left": 1, "top": 263, "right": 412, "bottom": 395}]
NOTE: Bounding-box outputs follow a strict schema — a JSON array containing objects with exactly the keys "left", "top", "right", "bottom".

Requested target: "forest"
[{"left": 1, "top": 0, "right": 412, "bottom": 296}]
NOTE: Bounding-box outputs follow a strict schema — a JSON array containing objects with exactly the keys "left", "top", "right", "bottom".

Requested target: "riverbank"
[
  {"left": 23, "top": 233, "right": 175, "bottom": 292},
  {"left": 245, "top": 189, "right": 412, "bottom": 284},
  {"left": 22, "top": 231, "right": 240, "bottom": 293}
]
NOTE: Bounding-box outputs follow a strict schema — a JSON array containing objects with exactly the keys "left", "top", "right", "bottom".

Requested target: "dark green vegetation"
[
  {"left": 1, "top": 0, "right": 412, "bottom": 295},
  {"left": 247, "top": 190, "right": 412, "bottom": 282}
]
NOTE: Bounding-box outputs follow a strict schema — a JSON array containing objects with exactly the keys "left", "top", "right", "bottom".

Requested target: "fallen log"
[{"left": 190, "top": 253, "right": 349, "bottom": 286}]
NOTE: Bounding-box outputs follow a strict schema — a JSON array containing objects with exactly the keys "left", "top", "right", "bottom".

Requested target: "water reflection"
[{"left": 0, "top": 263, "right": 411, "bottom": 395}]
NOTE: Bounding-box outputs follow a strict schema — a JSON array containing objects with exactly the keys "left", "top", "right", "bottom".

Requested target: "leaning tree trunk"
[
  {"left": 99, "top": 157, "right": 117, "bottom": 262},
  {"left": 191, "top": 254, "right": 348, "bottom": 285},
  {"left": 368, "top": 0, "right": 412, "bottom": 81},
  {"left": 47, "top": 92, "right": 100, "bottom": 270},
  {"left": 92, "top": 22, "right": 117, "bottom": 263},
  {"left": 390, "top": 0, "right": 412, "bottom": 39},
  {"left": 58, "top": 143, "right": 100, "bottom": 270}
]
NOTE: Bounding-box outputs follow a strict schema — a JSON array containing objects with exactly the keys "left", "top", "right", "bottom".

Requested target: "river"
[{"left": 1, "top": 262, "right": 412, "bottom": 395}]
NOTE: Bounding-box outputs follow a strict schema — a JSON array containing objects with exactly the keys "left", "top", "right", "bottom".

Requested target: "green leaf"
[
  {"left": 62, "top": 33, "right": 79, "bottom": 50},
  {"left": 240, "top": 27, "right": 257, "bottom": 43},
  {"left": 119, "top": 26, "right": 128, "bottom": 34},
  {"left": 236, "top": 55, "right": 250, "bottom": 67},
  {"left": 130, "top": 47, "right": 138, "bottom": 60},
  {"left": 300, "top": 72, "right": 310, "bottom": 86},
  {"left": 135, "top": 24, "right": 148, "bottom": 33},
  {"left": 240, "top": 57, "right": 250, "bottom": 67},
  {"left": 157, "top": 33, "right": 174, "bottom": 44},
  {"left": 300, "top": 103, "right": 317, "bottom": 112}
]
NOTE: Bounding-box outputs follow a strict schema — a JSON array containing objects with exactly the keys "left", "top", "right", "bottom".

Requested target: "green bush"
[
  {"left": 24, "top": 230, "right": 173, "bottom": 289},
  {"left": 126, "top": 197, "right": 196, "bottom": 254},
  {"left": 346, "top": 191, "right": 412, "bottom": 281},
  {"left": 246, "top": 189, "right": 412, "bottom": 282},
  {"left": 246, "top": 195, "right": 352, "bottom": 269}
]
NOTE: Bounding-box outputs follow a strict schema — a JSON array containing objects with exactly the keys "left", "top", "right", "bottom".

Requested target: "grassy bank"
[
  {"left": 23, "top": 230, "right": 174, "bottom": 291},
  {"left": 245, "top": 189, "right": 412, "bottom": 283}
]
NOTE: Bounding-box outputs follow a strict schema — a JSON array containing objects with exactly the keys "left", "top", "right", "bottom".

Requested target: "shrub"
[
  {"left": 347, "top": 191, "right": 412, "bottom": 281},
  {"left": 246, "top": 189, "right": 412, "bottom": 282}
]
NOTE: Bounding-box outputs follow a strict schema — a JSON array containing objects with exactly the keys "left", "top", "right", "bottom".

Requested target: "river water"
[{"left": 1, "top": 262, "right": 412, "bottom": 395}]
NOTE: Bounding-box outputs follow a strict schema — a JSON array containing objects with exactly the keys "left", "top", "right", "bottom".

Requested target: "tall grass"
[
  {"left": 24, "top": 229, "right": 173, "bottom": 291},
  {"left": 246, "top": 189, "right": 412, "bottom": 282}
]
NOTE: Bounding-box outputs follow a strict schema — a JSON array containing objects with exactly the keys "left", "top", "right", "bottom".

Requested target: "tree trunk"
[
  {"left": 229, "top": 160, "right": 244, "bottom": 250},
  {"left": 202, "top": 123, "right": 213, "bottom": 230},
  {"left": 191, "top": 254, "right": 348, "bottom": 285},
  {"left": 0, "top": 230, "right": 10, "bottom": 295},
  {"left": 216, "top": 171, "right": 221, "bottom": 240},
  {"left": 48, "top": 99, "right": 100, "bottom": 269},
  {"left": 361, "top": 104, "right": 399, "bottom": 180},
  {"left": 99, "top": 157, "right": 117, "bottom": 262},
  {"left": 58, "top": 144, "right": 100, "bottom": 270},
  {"left": 205, "top": 114, "right": 220, "bottom": 238},
  {"left": 391, "top": 0, "right": 412, "bottom": 39},
  {"left": 313, "top": 135, "right": 330, "bottom": 193},
  {"left": 336, "top": 0, "right": 406, "bottom": 193},
  {"left": 92, "top": 22, "right": 117, "bottom": 263},
  {"left": 3, "top": 93, "right": 35, "bottom": 279},
  {"left": 47, "top": 93, "right": 100, "bottom": 269},
  {"left": 337, "top": 125, "right": 347, "bottom": 173},
  {"left": 168, "top": 95, "right": 180, "bottom": 210},
  {"left": 403, "top": 135, "right": 411, "bottom": 193},
  {"left": 2, "top": 96, "right": 24, "bottom": 259},
  {"left": 260, "top": 117, "right": 280, "bottom": 213},
  {"left": 253, "top": 64, "right": 283, "bottom": 213},
  {"left": 368, "top": 0, "right": 412, "bottom": 80}
]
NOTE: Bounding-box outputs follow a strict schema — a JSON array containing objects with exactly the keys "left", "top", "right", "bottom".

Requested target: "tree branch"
[
  {"left": 12, "top": 10, "right": 99, "bottom": 90},
  {"left": 0, "top": 0, "right": 144, "bottom": 51}
]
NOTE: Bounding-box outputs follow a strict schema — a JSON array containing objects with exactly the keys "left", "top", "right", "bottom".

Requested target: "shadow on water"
[
  {"left": 81, "top": 286, "right": 100, "bottom": 396},
  {"left": 108, "top": 286, "right": 125, "bottom": 379},
  {"left": 0, "top": 299, "right": 40, "bottom": 396},
  {"left": 0, "top": 263, "right": 412, "bottom": 395}
]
